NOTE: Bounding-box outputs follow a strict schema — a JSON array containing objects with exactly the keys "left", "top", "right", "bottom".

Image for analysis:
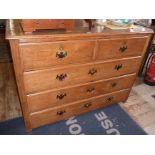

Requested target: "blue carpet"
[{"left": 0, "top": 104, "right": 146, "bottom": 135}]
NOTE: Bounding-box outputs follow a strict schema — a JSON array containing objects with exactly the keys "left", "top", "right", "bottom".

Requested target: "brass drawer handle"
[
  {"left": 87, "top": 87, "right": 95, "bottom": 93},
  {"left": 56, "top": 73, "right": 67, "bottom": 81},
  {"left": 88, "top": 68, "right": 97, "bottom": 75},
  {"left": 56, "top": 44, "right": 68, "bottom": 59},
  {"left": 114, "top": 64, "right": 122, "bottom": 70},
  {"left": 111, "top": 82, "right": 117, "bottom": 88},
  {"left": 84, "top": 102, "right": 92, "bottom": 108},
  {"left": 56, "top": 51, "right": 67, "bottom": 59},
  {"left": 56, "top": 93, "right": 67, "bottom": 100},
  {"left": 107, "top": 97, "right": 114, "bottom": 102},
  {"left": 119, "top": 45, "right": 127, "bottom": 53},
  {"left": 57, "top": 110, "right": 66, "bottom": 116}
]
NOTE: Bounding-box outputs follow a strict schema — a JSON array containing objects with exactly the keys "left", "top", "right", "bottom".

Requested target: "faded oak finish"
[
  {"left": 20, "top": 19, "right": 75, "bottom": 33},
  {"left": 6, "top": 20, "right": 153, "bottom": 131}
]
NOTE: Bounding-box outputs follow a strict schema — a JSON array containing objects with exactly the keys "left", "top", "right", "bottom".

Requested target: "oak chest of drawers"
[{"left": 6, "top": 20, "right": 153, "bottom": 131}]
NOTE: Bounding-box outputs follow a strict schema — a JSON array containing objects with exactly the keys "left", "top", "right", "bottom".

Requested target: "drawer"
[
  {"left": 20, "top": 40, "right": 95, "bottom": 71},
  {"left": 34, "top": 19, "right": 67, "bottom": 29},
  {"left": 30, "top": 89, "right": 130, "bottom": 129},
  {"left": 97, "top": 37, "right": 148, "bottom": 60},
  {"left": 46, "top": 19, "right": 74, "bottom": 30},
  {"left": 27, "top": 74, "right": 136, "bottom": 112},
  {"left": 24, "top": 57, "right": 141, "bottom": 93},
  {"left": 21, "top": 19, "right": 75, "bottom": 33}
]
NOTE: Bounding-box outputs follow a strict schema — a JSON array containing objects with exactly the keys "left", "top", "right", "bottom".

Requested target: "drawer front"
[
  {"left": 20, "top": 40, "right": 95, "bottom": 71},
  {"left": 30, "top": 89, "right": 130, "bottom": 128},
  {"left": 34, "top": 20, "right": 52, "bottom": 29},
  {"left": 24, "top": 57, "right": 141, "bottom": 93},
  {"left": 97, "top": 37, "right": 147, "bottom": 60},
  {"left": 27, "top": 74, "right": 136, "bottom": 112},
  {"left": 34, "top": 19, "right": 65, "bottom": 29},
  {"left": 33, "top": 19, "right": 74, "bottom": 29},
  {"left": 48, "top": 19, "right": 74, "bottom": 29}
]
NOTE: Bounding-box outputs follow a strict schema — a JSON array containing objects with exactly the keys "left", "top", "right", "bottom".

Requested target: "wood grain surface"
[
  {"left": 6, "top": 19, "right": 153, "bottom": 131},
  {"left": 27, "top": 74, "right": 136, "bottom": 112},
  {"left": 24, "top": 57, "right": 141, "bottom": 93},
  {"left": 0, "top": 63, "right": 21, "bottom": 122},
  {"left": 30, "top": 89, "right": 130, "bottom": 128},
  {"left": 20, "top": 40, "right": 95, "bottom": 71}
]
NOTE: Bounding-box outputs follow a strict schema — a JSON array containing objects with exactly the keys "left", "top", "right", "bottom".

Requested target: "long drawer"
[
  {"left": 24, "top": 57, "right": 141, "bottom": 93},
  {"left": 30, "top": 89, "right": 130, "bottom": 129},
  {"left": 27, "top": 74, "right": 136, "bottom": 112},
  {"left": 20, "top": 40, "right": 95, "bottom": 71},
  {"left": 97, "top": 37, "right": 147, "bottom": 60}
]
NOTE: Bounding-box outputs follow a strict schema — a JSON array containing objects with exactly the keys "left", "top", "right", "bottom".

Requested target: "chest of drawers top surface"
[
  {"left": 6, "top": 20, "right": 153, "bottom": 131},
  {"left": 6, "top": 20, "right": 153, "bottom": 41}
]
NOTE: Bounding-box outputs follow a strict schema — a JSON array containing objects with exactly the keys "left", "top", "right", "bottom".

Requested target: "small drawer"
[
  {"left": 20, "top": 19, "right": 75, "bottom": 33},
  {"left": 34, "top": 19, "right": 66, "bottom": 29},
  {"left": 24, "top": 57, "right": 141, "bottom": 93},
  {"left": 47, "top": 19, "right": 74, "bottom": 30},
  {"left": 20, "top": 40, "right": 95, "bottom": 71},
  {"left": 27, "top": 74, "right": 136, "bottom": 112},
  {"left": 33, "top": 20, "right": 51, "bottom": 28},
  {"left": 97, "top": 37, "right": 148, "bottom": 60},
  {"left": 33, "top": 19, "right": 74, "bottom": 30},
  {"left": 30, "top": 89, "right": 130, "bottom": 129}
]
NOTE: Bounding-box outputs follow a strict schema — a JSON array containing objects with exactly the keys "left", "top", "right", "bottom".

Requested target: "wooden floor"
[
  {"left": 0, "top": 62, "right": 21, "bottom": 121},
  {"left": 0, "top": 42, "right": 22, "bottom": 122},
  {"left": 0, "top": 60, "right": 155, "bottom": 134}
]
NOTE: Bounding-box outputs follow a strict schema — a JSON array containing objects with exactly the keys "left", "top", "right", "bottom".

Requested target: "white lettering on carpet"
[
  {"left": 94, "top": 111, "right": 120, "bottom": 135},
  {"left": 66, "top": 116, "right": 85, "bottom": 135}
]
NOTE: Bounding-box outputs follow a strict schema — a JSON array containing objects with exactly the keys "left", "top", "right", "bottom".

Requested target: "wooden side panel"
[
  {"left": 9, "top": 40, "right": 32, "bottom": 131},
  {"left": 138, "top": 34, "right": 153, "bottom": 75}
]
